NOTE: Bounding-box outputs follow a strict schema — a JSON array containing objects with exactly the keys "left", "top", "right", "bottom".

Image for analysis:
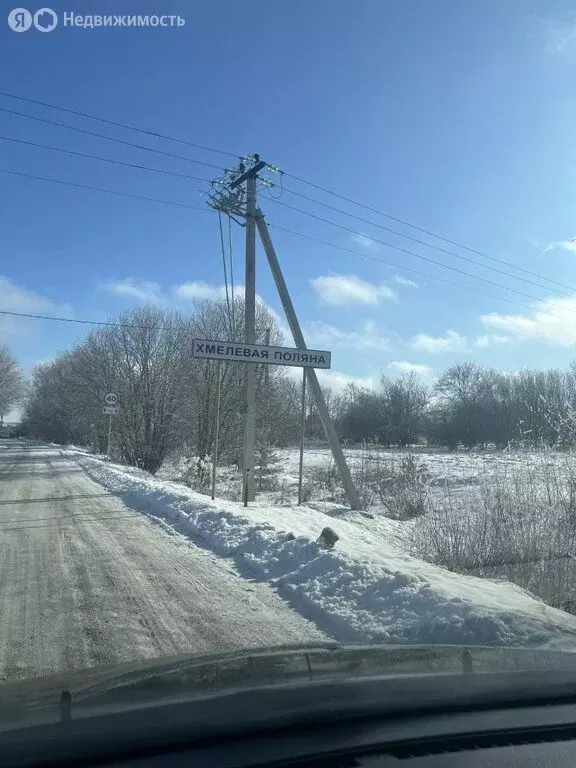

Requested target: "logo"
[
  {"left": 8, "top": 8, "right": 32, "bottom": 31},
  {"left": 34, "top": 7, "right": 57, "bottom": 31},
  {"left": 7, "top": 7, "right": 57, "bottom": 31}
]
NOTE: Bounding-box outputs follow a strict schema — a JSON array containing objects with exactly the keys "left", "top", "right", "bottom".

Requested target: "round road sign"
[{"left": 104, "top": 392, "right": 118, "bottom": 406}]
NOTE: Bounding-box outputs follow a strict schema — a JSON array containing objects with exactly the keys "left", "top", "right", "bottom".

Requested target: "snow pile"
[{"left": 64, "top": 450, "right": 576, "bottom": 649}]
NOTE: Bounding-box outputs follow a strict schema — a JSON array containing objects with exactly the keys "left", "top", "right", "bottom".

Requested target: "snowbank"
[{"left": 64, "top": 450, "right": 576, "bottom": 650}]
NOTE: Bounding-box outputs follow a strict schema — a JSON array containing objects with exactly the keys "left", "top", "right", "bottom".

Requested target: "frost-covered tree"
[{"left": 0, "top": 346, "right": 23, "bottom": 424}]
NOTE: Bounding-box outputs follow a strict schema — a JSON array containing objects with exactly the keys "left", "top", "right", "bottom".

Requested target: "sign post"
[
  {"left": 106, "top": 412, "right": 113, "bottom": 460},
  {"left": 103, "top": 392, "right": 118, "bottom": 460},
  {"left": 298, "top": 368, "right": 307, "bottom": 505},
  {"left": 211, "top": 361, "right": 222, "bottom": 501},
  {"left": 193, "top": 340, "right": 331, "bottom": 507}
]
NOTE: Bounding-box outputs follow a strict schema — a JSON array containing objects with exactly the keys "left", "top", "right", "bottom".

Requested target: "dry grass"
[
  {"left": 308, "top": 449, "right": 433, "bottom": 520},
  {"left": 411, "top": 457, "right": 576, "bottom": 611}
]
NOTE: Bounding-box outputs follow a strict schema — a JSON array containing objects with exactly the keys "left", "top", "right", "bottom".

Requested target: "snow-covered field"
[
  {"left": 63, "top": 446, "right": 576, "bottom": 651},
  {"left": 159, "top": 443, "right": 576, "bottom": 517},
  {"left": 273, "top": 445, "right": 576, "bottom": 509}
]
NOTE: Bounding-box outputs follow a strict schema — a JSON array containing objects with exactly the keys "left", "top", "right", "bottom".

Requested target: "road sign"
[
  {"left": 104, "top": 392, "right": 118, "bottom": 406},
  {"left": 192, "top": 340, "right": 331, "bottom": 369},
  {"left": 103, "top": 406, "right": 119, "bottom": 415}
]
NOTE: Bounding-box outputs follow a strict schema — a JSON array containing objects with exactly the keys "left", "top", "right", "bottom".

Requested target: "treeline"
[
  {"left": 23, "top": 300, "right": 322, "bottom": 473},
  {"left": 23, "top": 299, "right": 576, "bottom": 469},
  {"left": 336, "top": 362, "right": 576, "bottom": 450}
]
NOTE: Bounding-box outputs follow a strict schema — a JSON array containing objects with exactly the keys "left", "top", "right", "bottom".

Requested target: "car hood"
[{"left": 2, "top": 642, "right": 576, "bottom": 729}]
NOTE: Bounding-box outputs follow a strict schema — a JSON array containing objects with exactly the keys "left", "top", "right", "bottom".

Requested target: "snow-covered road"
[{"left": 0, "top": 441, "right": 325, "bottom": 682}]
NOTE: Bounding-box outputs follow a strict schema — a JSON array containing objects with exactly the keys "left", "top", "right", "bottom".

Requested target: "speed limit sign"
[{"left": 104, "top": 392, "right": 118, "bottom": 406}]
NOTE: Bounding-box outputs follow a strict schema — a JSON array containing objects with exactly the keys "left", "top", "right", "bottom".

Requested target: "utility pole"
[
  {"left": 207, "top": 157, "right": 361, "bottom": 509},
  {"left": 229, "top": 157, "right": 265, "bottom": 504},
  {"left": 243, "top": 171, "right": 256, "bottom": 504},
  {"left": 256, "top": 210, "right": 362, "bottom": 510}
]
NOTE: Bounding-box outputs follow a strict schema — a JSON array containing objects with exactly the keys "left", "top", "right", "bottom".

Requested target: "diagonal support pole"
[{"left": 255, "top": 210, "right": 362, "bottom": 510}]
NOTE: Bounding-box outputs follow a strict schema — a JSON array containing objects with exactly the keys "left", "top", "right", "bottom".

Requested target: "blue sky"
[{"left": 3, "top": 0, "right": 576, "bottom": 393}]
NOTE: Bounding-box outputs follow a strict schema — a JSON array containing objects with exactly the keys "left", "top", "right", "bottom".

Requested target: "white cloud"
[
  {"left": 173, "top": 281, "right": 221, "bottom": 301},
  {"left": 543, "top": 238, "right": 576, "bottom": 254},
  {"left": 318, "top": 369, "right": 375, "bottom": 391},
  {"left": 481, "top": 295, "right": 576, "bottom": 346},
  {"left": 101, "top": 278, "right": 164, "bottom": 305},
  {"left": 410, "top": 330, "right": 469, "bottom": 354},
  {"left": 0, "top": 277, "right": 70, "bottom": 315},
  {"left": 394, "top": 276, "right": 418, "bottom": 288},
  {"left": 310, "top": 274, "right": 397, "bottom": 306},
  {"left": 473, "top": 334, "right": 512, "bottom": 348},
  {"left": 350, "top": 233, "right": 375, "bottom": 250},
  {"left": 173, "top": 282, "right": 284, "bottom": 331},
  {"left": 283, "top": 365, "right": 375, "bottom": 392},
  {"left": 101, "top": 279, "right": 284, "bottom": 330},
  {"left": 0, "top": 277, "right": 73, "bottom": 343},
  {"left": 387, "top": 361, "right": 433, "bottom": 377},
  {"left": 173, "top": 281, "right": 271, "bottom": 307},
  {"left": 303, "top": 320, "right": 392, "bottom": 352}
]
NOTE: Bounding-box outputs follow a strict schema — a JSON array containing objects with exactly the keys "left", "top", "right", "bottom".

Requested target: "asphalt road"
[{"left": 0, "top": 440, "right": 325, "bottom": 682}]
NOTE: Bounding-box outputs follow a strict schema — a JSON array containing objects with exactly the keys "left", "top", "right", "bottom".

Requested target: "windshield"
[{"left": 2, "top": 0, "right": 576, "bottom": 698}]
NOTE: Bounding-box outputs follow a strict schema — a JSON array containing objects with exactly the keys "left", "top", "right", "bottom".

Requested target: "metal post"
[
  {"left": 255, "top": 211, "right": 362, "bottom": 510},
  {"left": 211, "top": 361, "right": 222, "bottom": 501},
  {"left": 243, "top": 173, "right": 257, "bottom": 505},
  {"left": 106, "top": 414, "right": 112, "bottom": 460},
  {"left": 298, "top": 367, "right": 307, "bottom": 505},
  {"left": 264, "top": 327, "right": 270, "bottom": 386}
]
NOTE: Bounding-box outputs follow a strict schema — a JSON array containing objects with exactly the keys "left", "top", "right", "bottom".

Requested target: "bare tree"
[
  {"left": 24, "top": 308, "right": 189, "bottom": 471},
  {"left": 380, "top": 373, "right": 429, "bottom": 447},
  {"left": 84, "top": 307, "right": 189, "bottom": 472},
  {"left": 182, "top": 296, "right": 285, "bottom": 462},
  {"left": 0, "top": 346, "right": 23, "bottom": 424},
  {"left": 23, "top": 298, "right": 291, "bottom": 478}
]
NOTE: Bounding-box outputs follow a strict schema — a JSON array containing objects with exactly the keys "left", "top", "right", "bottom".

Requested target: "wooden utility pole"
[
  {"left": 255, "top": 210, "right": 362, "bottom": 510},
  {"left": 208, "top": 156, "right": 361, "bottom": 510},
  {"left": 243, "top": 172, "right": 257, "bottom": 504},
  {"left": 230, "top": 158, "right": 265, "bottom": 504}
]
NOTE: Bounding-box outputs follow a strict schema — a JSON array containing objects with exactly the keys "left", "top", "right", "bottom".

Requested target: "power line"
[
  {"left": 0, "top": 135, "right": 215, "bottom": 185},
  {"left": 266, "top": 198, "right": 570, "bottom": 305},
  {"left": 218, "top": 211, "right": 233, "bottom": 337},
  {"left": 0, "top": 89, "right": 240, "bottom": 160},
  {"left": 0, "top": 309, "right": 148, "bottom": 328},
  {"left": 5, "top": 89, "right": 569, "bottom": 296},
  {"left": 273, "top": 184, "right": 576, "bottom": 297},
  {"left": 268, "top": 222, "right": 540, "bottom": 312},
  {"left": 0, "top": 167, "right": 217, "bottom": 212},
  {"left": 0, "top": 106, "right": 227, "bottom": 172},
  {"left": 3, "top": 164, "right": 566, "bottom": 314},
  {"left": 10, "top": 128, "right": 563, "bottom": 300},
  {"left": 282, "top": 171, "right": 576, "bottom": 294}
]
